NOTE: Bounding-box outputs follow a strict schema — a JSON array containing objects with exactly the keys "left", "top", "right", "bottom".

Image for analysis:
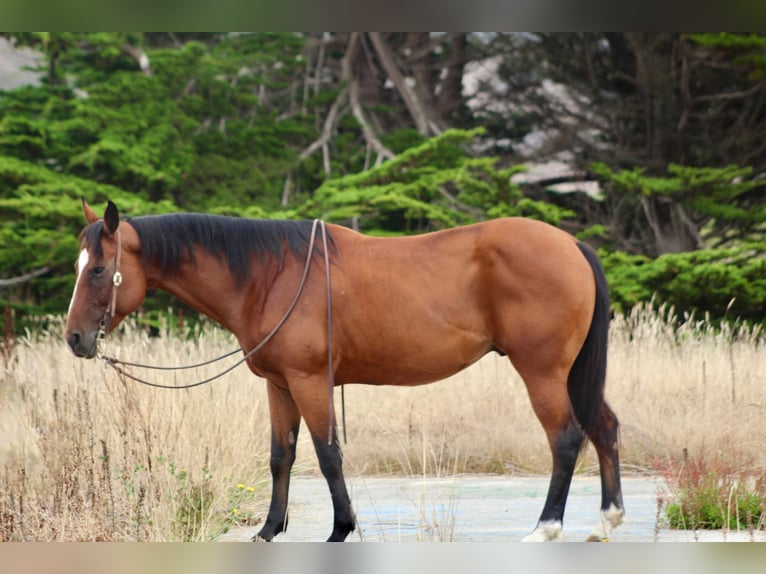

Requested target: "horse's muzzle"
[{"left": 66, "top": 331, "right": 98, "bottom": 358}]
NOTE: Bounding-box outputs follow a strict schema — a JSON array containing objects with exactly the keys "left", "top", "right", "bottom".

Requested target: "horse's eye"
[{"left": 92, "top": 266, "right": 105, "bottom": 277}]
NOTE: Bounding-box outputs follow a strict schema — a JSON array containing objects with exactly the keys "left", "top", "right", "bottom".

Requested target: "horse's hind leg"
[
  {"left": 520, "top": 372, "right": 584, "bottom": 541},
  {"left": 585, "top": 402, "right": 624, "bottom": 541},
  {"left": 255, "top": 381, "right": 301, "bottom": 542}
]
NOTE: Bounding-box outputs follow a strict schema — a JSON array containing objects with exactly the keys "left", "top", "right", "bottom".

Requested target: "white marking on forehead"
[
  {"left": 77, "top": 249, "right": 90, "bottom": 275},
  {"left": 67, "top": 249, "right": 90, "bottom": 316}
]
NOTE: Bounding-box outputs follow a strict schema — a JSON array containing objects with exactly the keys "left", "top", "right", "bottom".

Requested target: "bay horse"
[{"left": 64, "top": 199, "right": 623, "bottom": 542}]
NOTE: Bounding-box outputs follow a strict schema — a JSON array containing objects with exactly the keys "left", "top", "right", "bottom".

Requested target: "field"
[{"left": 1, "top": 304, "right": 764, "bottom": 541}]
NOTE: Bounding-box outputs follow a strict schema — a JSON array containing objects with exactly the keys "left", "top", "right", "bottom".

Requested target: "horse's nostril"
[{"left": 68, "top": 332, "right": 81, "bottom": 350}]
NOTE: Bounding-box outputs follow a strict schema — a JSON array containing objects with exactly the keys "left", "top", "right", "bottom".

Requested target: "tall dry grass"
[
  {"left": 0, "top": 318, "right": 273, "bottom": 541},
  {"left": 1, "top": 305, "right": 763, "bottom": 540}
]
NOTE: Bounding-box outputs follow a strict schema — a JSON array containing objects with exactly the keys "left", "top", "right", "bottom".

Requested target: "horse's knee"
[{"left": 270, "top": 426, "right": 298, "bottom": 467}]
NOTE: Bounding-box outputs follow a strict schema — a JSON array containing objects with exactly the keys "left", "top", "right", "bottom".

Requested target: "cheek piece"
[{"left": 96, "top": 229, "right": 123, "bottom": 358}]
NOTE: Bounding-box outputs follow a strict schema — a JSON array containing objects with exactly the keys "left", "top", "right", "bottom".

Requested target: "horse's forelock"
[{"left": 79, "top": 221, "right": 105, "bottom": 259}]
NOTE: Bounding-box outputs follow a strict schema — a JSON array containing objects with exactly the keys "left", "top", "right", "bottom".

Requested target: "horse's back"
[{"left": 327, "top": 218, "right": 596, "bottom": 386}]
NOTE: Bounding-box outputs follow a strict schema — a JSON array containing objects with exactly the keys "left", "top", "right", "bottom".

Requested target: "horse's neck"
[{"left": 146, "top": 255, "right": 254, "bottom": 331}]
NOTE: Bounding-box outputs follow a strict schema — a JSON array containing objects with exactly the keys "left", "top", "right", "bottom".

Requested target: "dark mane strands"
[
  {"left": 132, "top": 214, "right": 328, "bottom": 282},
  {"left": 84, "top": 214, "right": 330, "bottom": 283},
  {"left": 80, "top": 222, "right": 106, "bottom": 258}
]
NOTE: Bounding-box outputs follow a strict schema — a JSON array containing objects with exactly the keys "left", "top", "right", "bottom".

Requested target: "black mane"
[{"left": 82, "top": 214, "right": 332, "bottom": 283}]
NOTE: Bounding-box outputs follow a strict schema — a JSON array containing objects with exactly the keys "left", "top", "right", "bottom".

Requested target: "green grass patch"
[{"left": 655, "top": 449, "right": 765, "bottom": 531}]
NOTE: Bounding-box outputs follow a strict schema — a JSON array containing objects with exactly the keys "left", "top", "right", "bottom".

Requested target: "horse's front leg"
[
  {"left": 254, "top": 381, "right": 301, "bottom": 542},
  {"left": 290, "top": 375, "right": 355, "bottom": 542},
  {"left": 310, "top": 425, "right": 355, "bottom": 541}
]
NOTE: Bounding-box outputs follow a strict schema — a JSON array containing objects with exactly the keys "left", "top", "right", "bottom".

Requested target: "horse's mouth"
[
  {"left": 67, "top": 332, "right": 98, "bottom": 359},
  {"left": 74, "top": 345, "right": 98, "bottom": 359}
]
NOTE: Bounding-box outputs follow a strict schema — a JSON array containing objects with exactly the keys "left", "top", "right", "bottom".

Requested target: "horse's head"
[{"left": 64, "top": 199, "right": 147, "bottom": 358}]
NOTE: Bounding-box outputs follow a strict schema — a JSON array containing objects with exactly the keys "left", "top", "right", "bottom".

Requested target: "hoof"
[
  {"left": 522, "top": 521, "right": 563, "bottom": 542},
  {"left": 588, "top": 504, "right": 624, "bottom": 542}
]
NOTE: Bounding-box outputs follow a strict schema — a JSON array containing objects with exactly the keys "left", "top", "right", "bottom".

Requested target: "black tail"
[{"left": 568, "top": 242, "right": 610, "bottom": 438}]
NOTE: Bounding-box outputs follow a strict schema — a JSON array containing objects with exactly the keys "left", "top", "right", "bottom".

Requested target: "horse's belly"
[{"left": 337, "top": 336, "right": 490, "bottom": 387}]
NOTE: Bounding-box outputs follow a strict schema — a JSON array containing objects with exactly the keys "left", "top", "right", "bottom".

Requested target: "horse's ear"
[
  {"left": 103, "top": 200, "right": 120, "bottom": 236},
  {"left": 82, "top": 198, "right": 100, "bottom": 225}
]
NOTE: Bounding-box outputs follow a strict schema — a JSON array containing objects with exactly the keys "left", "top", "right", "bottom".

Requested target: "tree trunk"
[
  {"left": 437, "top": 33, "right": 467, "bottom": 121},
  {"left": 0, "top": 267, "right": 50, "bottom": 287},
  {"left": 626, "top": 33, "right": 681, "bottom": 167},
  {"left": 367, "top": 32, "right": 441, "bottom": 136}
]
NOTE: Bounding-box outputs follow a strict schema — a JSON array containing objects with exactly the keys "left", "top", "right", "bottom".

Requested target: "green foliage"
[
  {"left": 157, "top": 458, "right": 262, "bottom": 541},
  {"left": 0, "top": 155, "right": 174, "bottom": 326},
  {"left": 300, "top": 128, "right": 570, "bottom": 233},
  {"left": 380, "top": 128, "right": 427, "bottom": 153},
  {"left": 1, "top": 32, "right": 765, "bottom": 334},
  {"left": 687, "top": 33, "right": 766, "bottom": 79},
  {"left": 601, "top": 244, "right": 766, "bottom": 323},
  {"left": 2, "top": 33, "right": 313, "bottom": 204},
  {"left": 592, "top": 154, "right": 766, "bottom": 325},
  {"left": 665, "top": 484, "right": 763, "bottom": 531},
  {"left": 655, "top": 450, "right": 765, "bottom": 531},
  {"left": 575, "top": 224, "right": 609, "bottom": 242},
  {"left": 0, "top": 33, "right": 318, "bottom": 331},
  {"left": 592, "top": 161, "right": 766, "bottom": 249},
  {"left": 166, "top": 462, "right": 213, "bottom": 542},
  {"left": 688, "top": 33, "right": 766, "bottom": 49}
]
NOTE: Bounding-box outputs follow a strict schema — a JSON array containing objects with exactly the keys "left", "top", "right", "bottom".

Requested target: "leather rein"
[{"left": 96, "top": 219, "right": 343, "bottom": 445}]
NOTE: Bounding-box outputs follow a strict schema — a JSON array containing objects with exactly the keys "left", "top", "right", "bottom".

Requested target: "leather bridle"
[
  {"left": 94, "top": 219, "right": 343, "bottom": 445},
  {"left": 95, "top": 228, "right": 123, "bottom": 358}
]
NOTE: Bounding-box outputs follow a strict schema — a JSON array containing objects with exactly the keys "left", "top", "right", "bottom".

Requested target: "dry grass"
[
  {"left": 610, "top": 305, "right": 765, "bottom": 472},
  {"left": 0, "top": 318, "right": 273, "bottom": 541},
  {"left": 1, "top": 304, "right": 764, "bottom": 540}
]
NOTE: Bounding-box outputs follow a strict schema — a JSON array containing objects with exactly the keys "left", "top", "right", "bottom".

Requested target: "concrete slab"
[{"left": 217, "top": 475, "right": 765, "bottom": 542}]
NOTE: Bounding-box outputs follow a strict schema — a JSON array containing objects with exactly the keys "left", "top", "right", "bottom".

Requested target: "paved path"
[{"left": 218, "top": 475, "right": 765, "bottom": 542}]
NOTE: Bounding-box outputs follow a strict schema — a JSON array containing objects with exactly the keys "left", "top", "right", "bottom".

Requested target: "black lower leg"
[
  {"left": 255, "top": 424, "right": 299, "bottom": 541},
  {"left": 591, "top": 403, "right": 623, "bottom": 512},
  {"left": 538, "top": 419, "right": 585, "bottom": 525},
  {"left": 312, "top": 434, "right": 355, "bottom": 542}
]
